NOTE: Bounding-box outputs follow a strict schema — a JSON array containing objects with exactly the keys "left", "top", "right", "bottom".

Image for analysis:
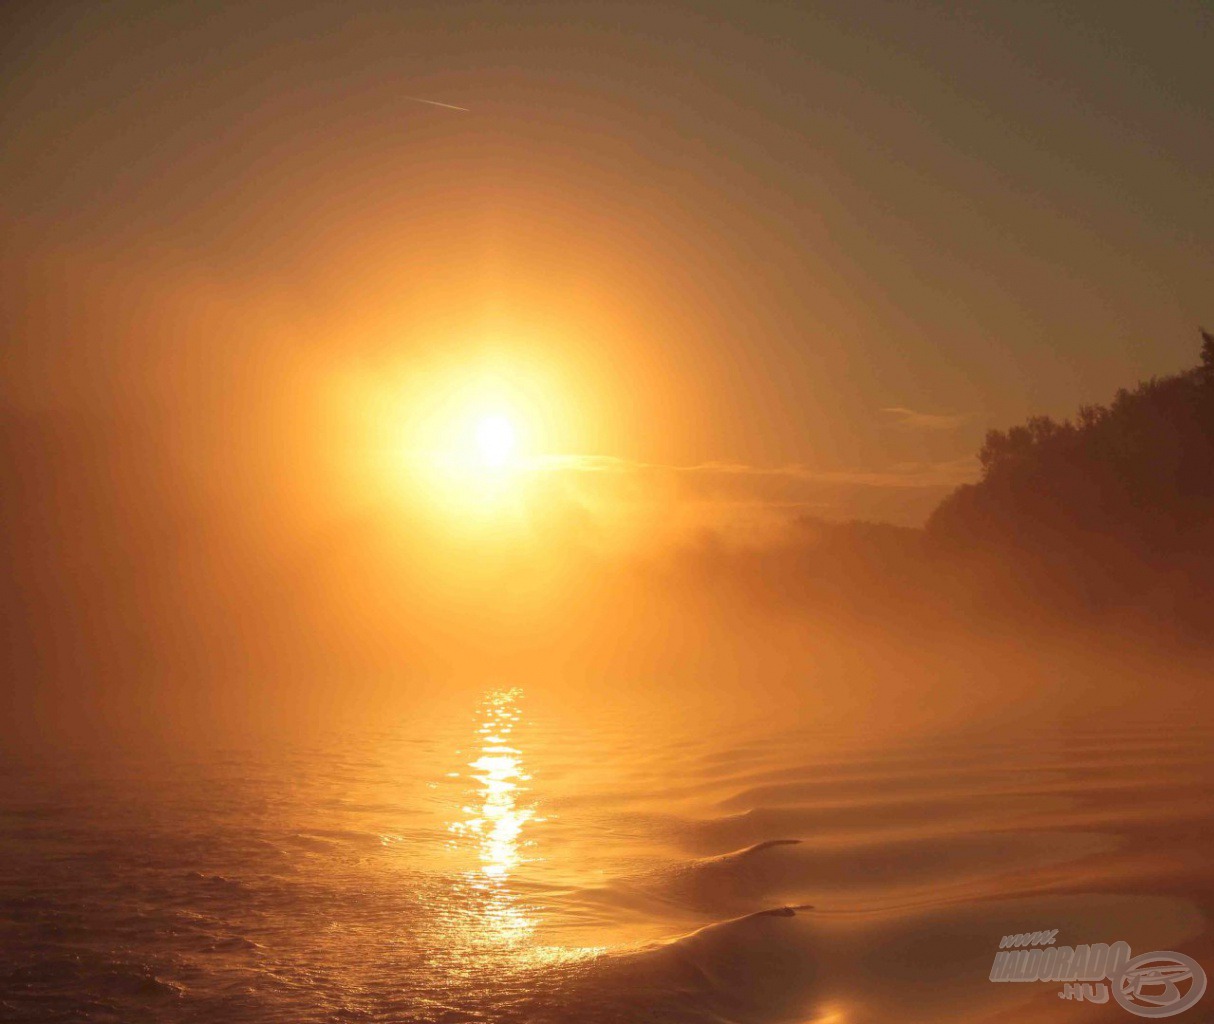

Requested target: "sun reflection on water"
[{"left": 447, "top": 688, "right": 538, "bottom": 946}]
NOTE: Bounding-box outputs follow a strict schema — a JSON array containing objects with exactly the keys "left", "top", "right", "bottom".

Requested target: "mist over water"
[
  {"left": 4, "top": 667, "right": 1211, "bottom": 1024},
  {"left": 3, "top": 5, "right": 1213, "bottom": 1017}
]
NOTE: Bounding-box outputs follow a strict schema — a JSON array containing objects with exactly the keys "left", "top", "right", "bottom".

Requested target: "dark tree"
[{"left": 925, "top": 331, "right": 1214, "bottom": 633}]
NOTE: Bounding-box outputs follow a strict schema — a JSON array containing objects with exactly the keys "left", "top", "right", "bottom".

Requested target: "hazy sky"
[
  {"left": 3, "top": 0, "right": 1213, "bottom": 525},
  {"left": 3, "top": 0, "right": 1213, "bottom": 742}
]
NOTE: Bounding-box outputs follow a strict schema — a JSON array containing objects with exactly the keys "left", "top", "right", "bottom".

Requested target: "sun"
[
  {"left": 396, "top": 403, "right": 527, "bottom": 522},
  {"left": 377, "top": 353, "right": 574, "bottom": 524},
  {"left": 474, "top": 414, "right": 519, "bottom": 469}
]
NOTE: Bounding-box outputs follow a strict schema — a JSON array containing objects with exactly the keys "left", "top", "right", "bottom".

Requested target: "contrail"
[{"left": 404, "top": 96, "right": 470, "bottom": 112}]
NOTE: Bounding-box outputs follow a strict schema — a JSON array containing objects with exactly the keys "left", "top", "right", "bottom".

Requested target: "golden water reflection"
[{"left": 447, "top": 687, "right": 538, "bottom": 945}]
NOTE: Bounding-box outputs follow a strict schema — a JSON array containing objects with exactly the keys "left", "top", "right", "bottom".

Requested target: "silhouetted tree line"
[
  {"left": 923, "top": 331, "right": 1214, "bottom": 635},
  {"left": 695, "top": 332, "right": 1214, "bottom": 642}
]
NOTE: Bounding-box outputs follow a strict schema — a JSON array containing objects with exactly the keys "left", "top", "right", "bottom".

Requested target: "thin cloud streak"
[
  {"left": 881, "top": 407, "right": 972, "bottom": 431},
  {"left": 403, "top": 96, "right": 471, "bottom": 112},
  {"left": 530, "top": 453, "right": 980, "bottom": 490},
  {"left": 521, "top": 453, "right": 980, "bottom": 531}
]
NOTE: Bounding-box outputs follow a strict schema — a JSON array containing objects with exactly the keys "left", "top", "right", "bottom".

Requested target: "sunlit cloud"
[
  {"left": 527, "top": 453, "right": 980, "bottom": 525},
  {"left": 533, "top": 453, "right": 979, "bottom": 487}
]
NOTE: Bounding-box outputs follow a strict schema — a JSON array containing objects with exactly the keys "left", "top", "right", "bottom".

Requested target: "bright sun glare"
[
  {"left": 383, "top": 357, "right": 567, "bottom": 522},
  {"left": 474, "top": 414, "right": 518, "bottom": 469}
]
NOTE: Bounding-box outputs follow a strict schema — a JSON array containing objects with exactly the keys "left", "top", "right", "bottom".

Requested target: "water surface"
[{"left": 2, "top": 687, "right": 1211, "bottom": 1022}]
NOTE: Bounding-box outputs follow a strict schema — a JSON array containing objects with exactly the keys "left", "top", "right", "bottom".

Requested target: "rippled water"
[{"left": 2, "top": 687, "right": 1212, "bottom": 1023}]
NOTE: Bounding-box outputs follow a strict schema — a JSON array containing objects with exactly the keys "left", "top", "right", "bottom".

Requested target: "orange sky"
[
  {"left": 3, "top": 1, "right": 1214, "bottom": 742},
  {"left": 4, "top": 2, "right": 1212, "bottom": 520}
]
